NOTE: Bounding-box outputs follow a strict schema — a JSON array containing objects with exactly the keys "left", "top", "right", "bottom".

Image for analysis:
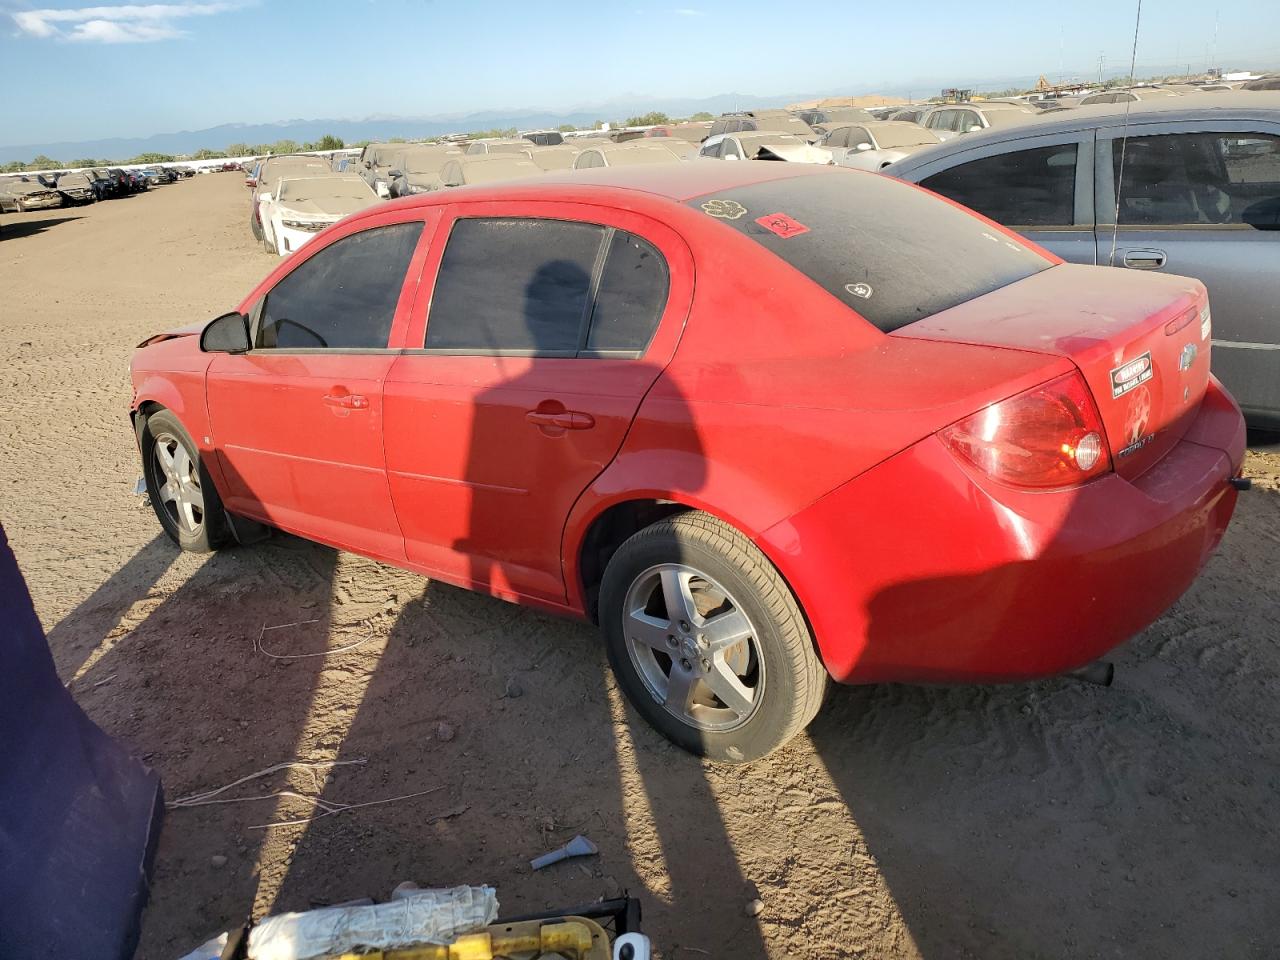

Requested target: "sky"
[{"left": 2, "top": 0, "right": 1279, "bottom": 147}]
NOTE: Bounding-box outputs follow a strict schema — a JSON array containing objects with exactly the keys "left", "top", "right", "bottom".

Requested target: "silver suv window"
[
  {"left": 921, "top": 144, "right": 1078, "bottom": 227},
  {"left": 1113, "top": 132, "right": 1280, "bottom": 227}
]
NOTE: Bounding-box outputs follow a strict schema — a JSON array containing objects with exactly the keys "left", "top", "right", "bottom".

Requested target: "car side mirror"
[
  {"left": 968, "top": 124, "right": 983, "bottom": 133},
  {"left": 201, "top": 312, "right": 250, "bottom": 354},
  {"left": 855, "top": 142, "right": 873, "bottom": 151},
  {"left": 388, "top": 169, "right": 403, "bottom": 179}
]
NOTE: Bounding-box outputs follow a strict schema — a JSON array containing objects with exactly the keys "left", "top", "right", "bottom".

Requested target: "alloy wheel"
[
  {"left": 152, "top": 433, "right": 205, "bottom": 535},
  {"left": 622, "top": 562, "right": 765, "bottom": 732}
]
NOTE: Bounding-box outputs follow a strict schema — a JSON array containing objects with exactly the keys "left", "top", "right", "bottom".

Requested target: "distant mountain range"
[
  {"left": 7, "top": 57, "right": 1274, "bottom": 164},
  {"left": 0, "top": 92, "right": 808, "bottom": 164}
]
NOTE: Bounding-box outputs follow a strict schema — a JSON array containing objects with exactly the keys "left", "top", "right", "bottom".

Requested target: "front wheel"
[
  {"left": 138, "top": 408, "right": 229, "bottom": 552},
  {"left": 599, "top": 511, "right": 828, "bottom": 763}
]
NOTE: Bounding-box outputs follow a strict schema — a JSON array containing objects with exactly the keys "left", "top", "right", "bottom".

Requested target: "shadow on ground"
[{"left": 0, "top": 215, "right": 83, "bottom": 240}]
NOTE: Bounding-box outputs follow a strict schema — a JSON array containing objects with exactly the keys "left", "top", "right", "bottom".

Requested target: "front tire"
[
  {"left": 138, "top": 408, "right": 229, "bottom": 552},
  {"left": 599, "top": 511, "right": 828, "bottom": 763}
]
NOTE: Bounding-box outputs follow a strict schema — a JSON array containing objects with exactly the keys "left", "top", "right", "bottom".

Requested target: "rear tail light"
[{"left": 939, "top": 371, "right": 1112, "bottom": 490}]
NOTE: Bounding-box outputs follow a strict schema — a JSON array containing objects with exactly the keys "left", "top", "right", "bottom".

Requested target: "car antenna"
[{"left": 1107, "top": 0, "right": 1144, "bottom": 267}]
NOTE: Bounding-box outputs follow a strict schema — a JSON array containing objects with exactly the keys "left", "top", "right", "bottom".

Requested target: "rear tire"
[
  {"left": 250, "top": 205, "right": 264, "bottom": 242},
  {"left": 138, "top": 408, "right": 229, "bottom": 552},
  {"left": 599, "top": 511, "right": 828, "bottom": 763}
]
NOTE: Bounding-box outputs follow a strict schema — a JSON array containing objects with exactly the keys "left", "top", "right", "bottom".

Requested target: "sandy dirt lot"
[{"left": 2, "top": 174, "right": 1278, "bottom": 960}]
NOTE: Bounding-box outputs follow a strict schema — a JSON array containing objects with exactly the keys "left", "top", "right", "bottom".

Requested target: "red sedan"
[{"left": 130, "top": 163, "right": 1246, "bottom": 762}]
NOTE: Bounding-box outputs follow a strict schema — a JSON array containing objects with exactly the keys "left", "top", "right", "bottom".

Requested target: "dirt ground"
[{"left": 2, "top": 174, "right": 1278, "bottom": 960}]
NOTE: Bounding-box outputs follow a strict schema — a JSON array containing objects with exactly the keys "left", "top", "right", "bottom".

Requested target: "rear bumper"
[{"left": 760, "top": 377, "right": 1246, "bottom": 684}]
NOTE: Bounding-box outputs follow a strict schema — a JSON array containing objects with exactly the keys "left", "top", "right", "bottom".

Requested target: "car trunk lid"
[{"left": 895, "top": 263, "right": 1212, "bottom": 480}]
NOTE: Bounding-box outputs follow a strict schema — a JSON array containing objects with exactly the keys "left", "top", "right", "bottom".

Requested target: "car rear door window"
[
  {"left": 425, "top": 218, "right": 668, "bottom": 357},
  {"left": 1113, "top": 132, "right": 1280, "bottom": 227},
  {"left": 921, "top": 143, "right": 1078, "bottom": 226},
  {"left": 585, "top": 230, "right": 669, "bottom": 354},
  {"left": 257, "top": 222, "right": 423, "bottom": 349},
  {"left": 427, "top": 218, "right": 603, "bottom": 353}
]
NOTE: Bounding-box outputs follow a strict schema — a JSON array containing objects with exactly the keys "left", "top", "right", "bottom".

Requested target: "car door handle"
[
  {"left": 1122, "top": 248, "right": 1167, "bottom": 270},
  {"left": 323, "top": 393, "right": 369, "bottom": 410},
  {"left": 526, "top": 410, "right": 595, "bottom": 430}
]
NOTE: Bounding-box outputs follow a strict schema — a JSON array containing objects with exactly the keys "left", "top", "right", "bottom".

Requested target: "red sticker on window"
[{"left": 754, "top": 213, "right": 809, "bottom": 238}]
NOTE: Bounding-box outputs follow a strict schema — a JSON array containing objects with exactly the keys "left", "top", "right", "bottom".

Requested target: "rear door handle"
[
  {"left": 323, "top": 393, "right": 369, "bottom": 410},
  {"left": 526, "top": 410, "right": 595, "bottom": 430},
  {"left": 1122, "top": 248, "right": 1167, "bottom": 270}
]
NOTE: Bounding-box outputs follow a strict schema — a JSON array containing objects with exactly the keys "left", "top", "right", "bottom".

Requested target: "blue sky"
[{"left": 2, "top": 0, "right": 1278, "bottom": 147}]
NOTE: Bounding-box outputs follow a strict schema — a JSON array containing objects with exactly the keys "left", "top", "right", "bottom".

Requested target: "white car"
[
  {"left": 572, "top": 141, "right": 692, "bottom": 169},
  {"left": 823, "top": 121, "right": 943, "bottom": 170},
  {"left": 698, "top": 133, "right": 833, "bottom": 164},
  {"left": 262, "top": 174, "right": 380, "bottom": 256},
  {"left": 250, "top": 155, "right": 333, "bottom": 244}
]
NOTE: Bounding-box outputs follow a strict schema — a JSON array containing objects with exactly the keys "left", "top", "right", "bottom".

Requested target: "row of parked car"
[
  {"left": 235, "top": 88, "right": 1278, "bottom": 426},
  {"left": 0, "top": 164, "right": 191, "bottom": 213}
]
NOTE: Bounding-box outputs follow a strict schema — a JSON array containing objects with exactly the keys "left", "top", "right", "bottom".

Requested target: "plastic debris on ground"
[
  {"left": 530, "top": 834, "right": 599, "bottom": 870},
  {"left": 247, "top": 884, "right": 498, "bottom": 960},
  {"left": 176, "top": 931, "right": 228, "bottom": 960}
]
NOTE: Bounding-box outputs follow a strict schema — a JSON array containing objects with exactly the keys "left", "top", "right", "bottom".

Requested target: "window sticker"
[
  {"left": 701, "top": 198, "right": 748, "bottom": 220},
  {"left": 844, "top": 282, "right": 873, "bottom": 300},
  {"left": 754, "top": 212, "right": 809, "bottom": 238}
]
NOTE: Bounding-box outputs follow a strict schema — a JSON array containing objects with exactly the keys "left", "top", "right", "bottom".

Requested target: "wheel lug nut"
[
  {"left": 701, "top": 659, "right": 711, "bottom": 672},
  {"left": 697, "top": 635, "right": 708, "bottom": 648},
  {"left": 666, "top": 636, "right": 678, "bottom": 649},
  {"left": 680, "top": 621, "right": 690, "bottom": 633},
  {"left": 680, "top": 658, "right": 692, "bottom": 671}
]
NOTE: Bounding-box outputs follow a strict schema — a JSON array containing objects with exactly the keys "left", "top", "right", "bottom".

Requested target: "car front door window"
[
  {"left": 258, "top": 222, "right": 423, "bottom": 349},
  {"left": 1112, "top": 132, "right": 1280, "bottom": 226}
]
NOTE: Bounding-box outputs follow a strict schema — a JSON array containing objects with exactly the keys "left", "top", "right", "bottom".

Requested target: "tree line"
[
  {"left": 2, "top": 113, "right": 725, "bottom": 172},
  {"left": 1, "top": 134, "right": 349, "bottom": 172}
]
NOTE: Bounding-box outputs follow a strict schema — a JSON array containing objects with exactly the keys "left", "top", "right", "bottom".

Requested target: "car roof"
[
  {"left": 365, "top": 158, "right": 837, "bottom": 216},
  {"left": 888, "top": 92, "right": 1280, "bottom": 171},
  {"left": 733, "top": 132, "right": 808, "bottom": 148}
]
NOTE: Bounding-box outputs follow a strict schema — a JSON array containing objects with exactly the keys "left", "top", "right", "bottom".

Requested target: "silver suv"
[{"left": 887, "top": 94, "right": 1280, "bottom": 428}]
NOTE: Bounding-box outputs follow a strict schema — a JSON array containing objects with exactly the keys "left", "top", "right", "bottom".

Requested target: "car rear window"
[{"left": 688, "top": 173, "right": 1051, "bottom": 332}]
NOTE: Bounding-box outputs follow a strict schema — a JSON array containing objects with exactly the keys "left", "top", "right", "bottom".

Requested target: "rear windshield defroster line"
[{"left": 688, "top": 174, "right": 1051, "bottom": 333}]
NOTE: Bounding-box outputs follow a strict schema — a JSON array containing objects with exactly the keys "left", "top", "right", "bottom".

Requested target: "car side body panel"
[{"left": 384, "top": 199, "right": 696, "bottom": 604}]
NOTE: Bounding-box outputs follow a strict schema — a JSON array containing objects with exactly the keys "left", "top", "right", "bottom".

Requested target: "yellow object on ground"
[{"left": 328, "top": 917, "right": 609, "bottom": 960}]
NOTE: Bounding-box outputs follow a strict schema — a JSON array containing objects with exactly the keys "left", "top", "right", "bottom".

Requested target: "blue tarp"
[{"left": 0, "top": 524, "right": 163, "bottom": 959}]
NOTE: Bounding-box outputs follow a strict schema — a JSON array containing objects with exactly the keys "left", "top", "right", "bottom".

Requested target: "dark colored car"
[
  {"left": 886, "top": 92, "right": 1280, "bottom": 428},
  {"left": 522, "top": 131, "right": 565, "bottom": 146},
  {"left": 105, "top": 168, "right": 135, "bottom": 194}
]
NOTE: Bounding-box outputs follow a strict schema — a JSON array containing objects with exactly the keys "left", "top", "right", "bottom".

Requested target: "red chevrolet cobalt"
[{"left": 130, "top": 163, "right": 1245, "bottom": 761}]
